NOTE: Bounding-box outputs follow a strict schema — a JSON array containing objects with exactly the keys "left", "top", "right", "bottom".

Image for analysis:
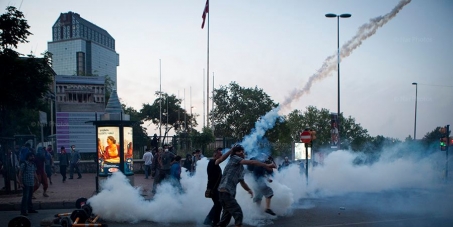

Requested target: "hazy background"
[{"left": 2, "top": 0, "right": 452, "bottom": 140}]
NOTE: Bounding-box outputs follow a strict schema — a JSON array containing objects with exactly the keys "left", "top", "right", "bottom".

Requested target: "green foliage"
[
  {"left": 191, "top": 127, "right": 215, "bottom": 153},
  {"left": 0, "top": 6, "right": 31, "bottom": 53},
  {"left": 122, "top": 104, "right": 149, "bottom": 152},
  {"left": 283, "top": 106, "right": 371, "bottom": 151},
  {"left": 140, "top": 92, "right": 195, "bottom": 145},
  {"left": 421, "top": 126, "right": 450, "bottom": 150},
  {"left": 0, "top": 7, "right": 54, "bottom": 137},
  {"left": 211, "top": 81, "right": 277, "bottom": 140}
]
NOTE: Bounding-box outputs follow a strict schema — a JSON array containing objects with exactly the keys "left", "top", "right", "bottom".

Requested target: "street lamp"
[
  {"left": 325, "top": 13, "right": 351, "bottom": 148},
  {"left": 412, "top": 82, "right": 418, "bottom": 140}
]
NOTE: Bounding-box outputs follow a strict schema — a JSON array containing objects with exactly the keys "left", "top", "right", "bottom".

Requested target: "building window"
[{"left": 76, "top": 52, "right": 85, "bottom": 76}]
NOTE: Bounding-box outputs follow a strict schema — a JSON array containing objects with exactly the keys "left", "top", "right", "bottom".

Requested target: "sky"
[{"left": 2, "top": 0, "right": 453, "bottom": 140}]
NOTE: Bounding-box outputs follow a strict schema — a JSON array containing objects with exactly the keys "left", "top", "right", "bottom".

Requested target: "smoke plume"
[
  {"left": 280, "top": 0, "right": 412, "bottom": 111},
  {"left": 85, "top": 1, "right": 422, "bottom": 226}
]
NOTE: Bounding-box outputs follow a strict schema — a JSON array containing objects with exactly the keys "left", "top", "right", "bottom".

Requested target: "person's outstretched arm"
[{"left": 215, "top": 148, "right": 232, "bottom": 165}]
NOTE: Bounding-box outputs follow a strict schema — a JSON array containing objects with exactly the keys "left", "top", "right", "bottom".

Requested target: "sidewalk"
[{"left": 0, "top": 173, "right": 154, "bottom": 211}]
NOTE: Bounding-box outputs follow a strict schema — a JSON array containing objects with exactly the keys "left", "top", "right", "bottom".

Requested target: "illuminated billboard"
[
  {"left": 294, "top": 142, "right": 312, "bottom": 160},
  {"left": 123, "top": 127, "right": 133, "bottom": 175},
  {"left": 98, "top": 127, "right": 120, "bottom": 176}
]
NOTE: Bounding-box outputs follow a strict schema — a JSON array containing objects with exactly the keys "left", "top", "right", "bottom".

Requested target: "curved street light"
[{"left": 325, "top": 13, "right": 351, "bottom": 149}]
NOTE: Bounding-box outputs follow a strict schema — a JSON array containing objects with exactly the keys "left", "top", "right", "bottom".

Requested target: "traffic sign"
[{"left": 300, "top": 131, "right": 311, "bottom": 143}]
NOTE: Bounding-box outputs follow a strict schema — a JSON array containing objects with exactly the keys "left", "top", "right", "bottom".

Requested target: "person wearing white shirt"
[{"left": 142, "top": 148, "right": 154, "bottom": 179}]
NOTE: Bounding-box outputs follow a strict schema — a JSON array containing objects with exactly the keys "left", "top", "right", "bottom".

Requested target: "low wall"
[{"left": 54, "top": 160, "right": 146, "bottom": 174}]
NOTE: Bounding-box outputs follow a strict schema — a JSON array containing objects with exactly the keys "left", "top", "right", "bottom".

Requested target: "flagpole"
[
  {"left": 203, "top": 68, "right": 205, "bottom": 128},
  {"left": 212, "top": 72, "right": 215, "bottom": 130},
  {"left": 159, "top": 59, "right": 162, "bottom": 147},
  {"left": 206, "top": 0, "right": 210, "bottom": 128}
]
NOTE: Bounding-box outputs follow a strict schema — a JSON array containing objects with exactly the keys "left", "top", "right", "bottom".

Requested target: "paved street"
[{"left": 2, "top": 188, "right": 452, "bottom": 227}]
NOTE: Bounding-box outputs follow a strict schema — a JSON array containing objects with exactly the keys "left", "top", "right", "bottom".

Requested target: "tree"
[
  {"left": 140, "top": 92, "right": 196, "bottom": 145},
  {"left": 0, "top": 6, "right": 31, "bottom": 55},
  {"left": 191, "top": 127, "right": 215, "bottom": 154},
  {"left": 421, "top": 126, "right": 449, "bottom": 151},
  {"left": 211, "top": 82, "right": 278, "bottom": 140},
  {"left": 283, "top": 106, "right": 371, "bottom": 151},
  {"left": 0, "top": 6, "right": 54, "bottom": 137},
  {"left": 341, "top": 116, "right": 372, "bottom": 151}
]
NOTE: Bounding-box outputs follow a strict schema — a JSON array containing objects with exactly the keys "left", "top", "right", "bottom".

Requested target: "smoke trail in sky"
[
  {"left": 280, "top": 0, "right": 412, "bottom": 111},
  {"left": 241, "top": 106, "right": 281, "bottom": 158},
  {"left": 239, "top": 0, "right": 412, "bottom": 157},
  {"left": 85, "top": 1, "right": 420, "bottom": 225}
]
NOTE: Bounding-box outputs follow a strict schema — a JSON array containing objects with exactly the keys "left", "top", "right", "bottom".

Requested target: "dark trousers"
[
  {"left": 20, "top": 185, "right": 34, "bottom": 214},
  {"left": 45, "top": 165, "right": 52, "bottom": 182},
  {"left": 144, "top": 165, "right": 151, "bottom": 178},
  {"left": 69, "top": 163, "right": 81, "bottom": 178},
  {"left": 205, "top": 189, "right": 222, "bottom": 226},
  {"left": 60, "top": 165, "right": 67, "bottom": 181},
  {"left": 218, "top": 192, "right": 243, "bottom": 227}
]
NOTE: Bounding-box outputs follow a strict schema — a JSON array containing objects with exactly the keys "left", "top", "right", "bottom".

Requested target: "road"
[{"left": 3, "top": 190, "right": 452, "bottom": 227}]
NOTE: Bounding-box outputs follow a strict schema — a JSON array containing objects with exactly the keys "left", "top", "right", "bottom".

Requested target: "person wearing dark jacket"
[
  {"left": 203, "top": 148, "right": 223, "bottom": 226},
  {"left": 59, "top": 146, "right": 70, "bottom": 182}
]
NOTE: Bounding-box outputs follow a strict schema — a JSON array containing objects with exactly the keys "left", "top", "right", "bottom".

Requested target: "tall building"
[{"left": 48, "top": 12, "right": 119, "bottom": 88}]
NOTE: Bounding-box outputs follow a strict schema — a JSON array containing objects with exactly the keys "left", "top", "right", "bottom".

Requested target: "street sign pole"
[
  {"left": 305, "top": 143, "right": 309, "bottom": 185},
  {"left": 446, "top": 125, "right": 450, "bottom": 183}
]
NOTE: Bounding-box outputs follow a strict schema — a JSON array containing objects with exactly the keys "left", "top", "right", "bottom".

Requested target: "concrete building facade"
[{"left": 48, "top": 12, "right": 119, "bottom": 88}]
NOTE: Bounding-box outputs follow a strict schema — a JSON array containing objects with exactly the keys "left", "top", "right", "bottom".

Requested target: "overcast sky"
[{"left": 3, "top": 0, "right": 452, "bottom": 140}]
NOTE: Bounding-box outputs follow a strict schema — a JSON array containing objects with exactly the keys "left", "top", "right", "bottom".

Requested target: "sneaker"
[
  {"left": 77, "top": 176, "right": 82, "bottom": 179},
  {"left": 43, "top": 192, "right": 49, "bottom": 197},
  {"left": 28, "top": 210, "right": 38, "bottom": 213},
  {"left": 265, "top": 209, "right": 276, "bottom": 216}
]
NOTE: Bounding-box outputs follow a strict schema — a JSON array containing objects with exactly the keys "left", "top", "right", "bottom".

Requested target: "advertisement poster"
[
  {"left": 330, "top": 113, "right": 339, "bottom": 149},
  {"left": 123, "top": 127, "right": 133, "bottom": 175},
  {"left": 294, "top": 143, "right": 311, "bottom": 160},
  {"left": 98, "top": 127, "right": 120, "bottom": 176}
]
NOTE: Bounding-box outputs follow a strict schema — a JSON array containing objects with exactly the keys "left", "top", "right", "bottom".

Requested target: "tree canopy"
[
  {"left": 211, "top": 81, "right": 278, "bottom": 140},
  {"left": 0, "top": 6, "right": 54, "bottom": 137},
  {"left": 140, "top": 92, "right": 196, "bottom": 145}
]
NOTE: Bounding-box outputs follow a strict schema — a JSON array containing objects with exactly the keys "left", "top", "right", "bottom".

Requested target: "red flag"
[{"left": 201, "top": 0, "right": 209, "bottom": 29}]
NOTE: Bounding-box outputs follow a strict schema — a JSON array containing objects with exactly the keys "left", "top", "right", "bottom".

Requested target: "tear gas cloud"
[
  {"left": 87, "top": 0, "right": 453, "bottom": 225},
  {"left": 88, "top": 146, "right": 452, "bottom": 225}
]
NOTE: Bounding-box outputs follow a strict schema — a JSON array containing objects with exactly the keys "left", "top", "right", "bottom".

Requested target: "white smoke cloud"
[
  {"left": 85, "top": 1, "right": 431, "bottom": 225},
  {"left": 280, "top": 0, "right": 412, "bottom": 111},
  {"left": 87, "top": 146, "right": 452, "bottom": 225}
]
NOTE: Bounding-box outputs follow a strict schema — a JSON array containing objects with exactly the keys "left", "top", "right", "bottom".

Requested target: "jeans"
[
  {"left": 144, "top": 165, "right": 151, "bottom": 178},
  {"left": 70, "top": 163, "right": 81, "bottom": 178},
  {"left": 21, "top": 185, "right": 34, "bottom": 214},
  {"left": 218, "top": 192, "right": 243, "bottom": 227}
]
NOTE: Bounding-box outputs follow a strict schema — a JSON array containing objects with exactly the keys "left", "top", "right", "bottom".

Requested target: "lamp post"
[
  {"left": 412, "top": 82, "right": 418, "bottom": 140},
  {"left": 325, "top": 13, "right": 351, "bottom": 148}
]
